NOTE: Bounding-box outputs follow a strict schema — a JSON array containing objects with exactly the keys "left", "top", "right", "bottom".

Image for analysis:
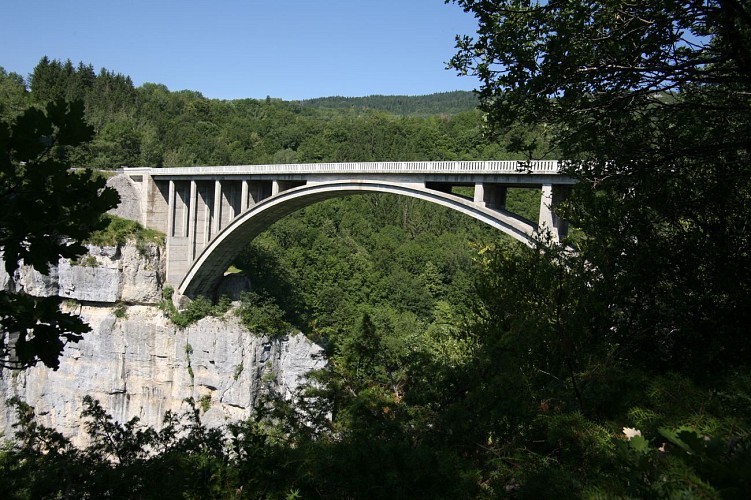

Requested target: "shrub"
[
  {"left": 114, "top": 303, "right": 127, "bottom": 319},
  {"left": 160, "top": 287, "right": 232, "bottom": 328},
  {"left": 236, "top": 292, "right": 291, "bottom": 336},
  {"left": 86, "top": 214, "right": 164, "bottom": 249}
]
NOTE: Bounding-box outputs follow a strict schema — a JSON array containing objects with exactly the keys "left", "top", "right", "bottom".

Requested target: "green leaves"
[
  {"left": 0, "top": 100, "right": 119, "bottom": 369},
  {"left": 443, "top": 1, "right": 751, "bottom": 495},
  {"left": 0, "top": 294, "right": 91, "bottom": 370},
  {"left": 2, "top": 396, "right": 231, "bottom": 498},
  {"left": 236, "top": 291, "right": 291, "bottom": 336},
  {"left": 1, "top": 100, "right": 118, "bottom": 274},
  {"left": 449, "top": 1, "right": 751, "bottom": 160}
]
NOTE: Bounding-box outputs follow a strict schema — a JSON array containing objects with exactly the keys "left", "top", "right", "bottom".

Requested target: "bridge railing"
[{"left": 135, "top": 160, "right": 561, "bottom": 176}]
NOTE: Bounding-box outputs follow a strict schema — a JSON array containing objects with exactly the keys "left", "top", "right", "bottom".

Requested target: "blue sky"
[{"left": 1, "top": 0, "right": 481, "bottom": 100}]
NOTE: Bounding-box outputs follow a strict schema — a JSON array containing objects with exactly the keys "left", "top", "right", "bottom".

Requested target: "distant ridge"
[{"left": 295, "top": 90, "right": 478, "bottom": 116}]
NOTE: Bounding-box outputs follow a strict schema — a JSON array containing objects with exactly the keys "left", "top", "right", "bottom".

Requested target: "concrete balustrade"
[{"left": 129, "top": 160, "right": 561, "bottom": 176}]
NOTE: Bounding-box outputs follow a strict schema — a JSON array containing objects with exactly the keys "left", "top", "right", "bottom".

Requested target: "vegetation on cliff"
[{"left": 86, "top": 214, "right": 165, "bottom": 249}]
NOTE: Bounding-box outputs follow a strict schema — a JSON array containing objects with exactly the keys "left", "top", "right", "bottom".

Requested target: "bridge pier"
[
  {"left": 538, "top": 184, "right": 570, "bottom": 241},
  {"left": 474, "top": 182, "right": 507, "bottom": 210},
  {"left": 212, "top": 180, "right": 222, "bottom": 237},
  {"left": 241, "top": 180, "right": 249, "bottom": 212}
]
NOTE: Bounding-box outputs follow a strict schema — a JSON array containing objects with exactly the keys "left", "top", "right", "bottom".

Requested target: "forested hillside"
[
  {"left": 0, "top": 59, "right": 539, "bottom": 170},
  {"left": 0, "top": 57, "right": 542, "bottom": 497},
  {"left": 0, "top": 56, "right": 542, "bottom": 358},
  {"left": 1, "top": 57, "right": 543, "bottom": 350},
  {"left": 296, "top": 90, "right": 479, "bottom": 115}
]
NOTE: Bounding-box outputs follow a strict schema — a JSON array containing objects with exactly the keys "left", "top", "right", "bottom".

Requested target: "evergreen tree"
[{"left": 0, "top": 67, "right": 29, "bottom": 122}]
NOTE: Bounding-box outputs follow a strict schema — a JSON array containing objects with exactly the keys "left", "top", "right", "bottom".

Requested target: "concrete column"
[
  {"left": 476, "top": 183, "right": 488, "bottom": 206},
  {"left": 241, "top": 180, "right": 249, "bottom": 212},
  {"left": 164, "top": 180, "right": 176, "bottom": 286},
  {"left": 213, "top": 180, "right": 222, "bottom": 237},
  {"left": 538, "top": 184, "right": 570, "bottom": 243},
  {"left": 142, "top": 174, "right": 171, "bottom": 232},
  {"left": 187, "top": 180, "right": 197, "bottom": 262},
  {"left": 140, "top": 174, "right": 151, "bottom": 227},
  {"left": 167, "top": 180, "right": 175, "bottom": 238},
  {"left": 272, "top": 180, "right": 281, "bottom": 196},
  {"left": 174, "top": 183, "right": 185, "bottom": 238},
  {"left": 474, "top": 183, "right": 507, "bottom": 210}
]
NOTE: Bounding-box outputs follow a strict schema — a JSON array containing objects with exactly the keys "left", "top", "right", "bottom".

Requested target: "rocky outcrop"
[
  {"left": 0, "top": 241, "right": 326, "bottom": 446},
  {"left": 1, "top": 242, "right": 163, "bottom": 305},
  {"left": 0, "top": 306, "right": 325, "bottom": 445}
]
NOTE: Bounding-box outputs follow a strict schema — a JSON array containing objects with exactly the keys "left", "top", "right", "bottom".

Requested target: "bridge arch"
[{"left": 178, "top": 180, "right": 537, "bottom": 297}]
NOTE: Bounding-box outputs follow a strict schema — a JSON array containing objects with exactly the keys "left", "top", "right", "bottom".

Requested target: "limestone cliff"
[
  {"left": 0, "top": 241, "right": 325, "bottom": 445},
  {"left": 0, "top": 242, "right": 163, "bottom": 304}
]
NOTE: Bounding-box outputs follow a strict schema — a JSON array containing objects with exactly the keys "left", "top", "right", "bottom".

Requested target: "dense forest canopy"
[
  {"left": 0, "top": 58, "right": 543, "bottom": 170},
  {"left": 296, "top": 91, "right": 479, "bottom": 116}
]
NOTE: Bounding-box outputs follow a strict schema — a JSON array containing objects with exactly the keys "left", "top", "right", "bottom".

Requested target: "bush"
[
  {"left": 86, "top": 214, "right": 164, "bottom": 249},
  {"left": 160, "top": 286, "right": 232, "bottom": 328},
  {"left": 237, "top": 292, "right": 291, "bottom": 336}
]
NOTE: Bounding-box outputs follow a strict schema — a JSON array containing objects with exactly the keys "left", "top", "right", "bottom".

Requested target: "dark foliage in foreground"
[
  {"left": 0, "top": 101, "right": 119, "bottom": 370},
  {"left": 3, "top": 0, "right": 751, "bottom": 495}
]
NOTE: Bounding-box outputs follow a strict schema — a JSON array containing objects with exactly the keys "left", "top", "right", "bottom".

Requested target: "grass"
[{"left": 87, "top": 214, "right": 165, "bottom": 248}]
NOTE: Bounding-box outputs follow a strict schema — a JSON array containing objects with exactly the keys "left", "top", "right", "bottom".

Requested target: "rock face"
[
  {"left": 1, "top": 243, "right": 163, "bottom": 304},
  {"left": 0, "top": 241, "right": 325, "bottom": 446}
]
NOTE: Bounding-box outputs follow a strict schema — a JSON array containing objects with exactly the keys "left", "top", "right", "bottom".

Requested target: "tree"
[
  {"left": 443, "top": 1, "right": 751, "bottom": 494},
  {"left": 0, "top": 67, "right": 29, "bottom": 122},
  {"left": 449, "top": 0, "right": 751, "bottom": 375},
  {"left": 29, "top": 56, "right": 64, "bottom": 104},
  {"left": 449, "top": 1, "right": 750, "bottom": 156},
  {"left": 0, "top": 100, "right": 119, "bottom": 369}
]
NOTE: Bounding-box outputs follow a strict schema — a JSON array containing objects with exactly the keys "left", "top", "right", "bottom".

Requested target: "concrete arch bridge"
[{"left": 121, "top": 161, "right": 575, "bottom": 298}]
